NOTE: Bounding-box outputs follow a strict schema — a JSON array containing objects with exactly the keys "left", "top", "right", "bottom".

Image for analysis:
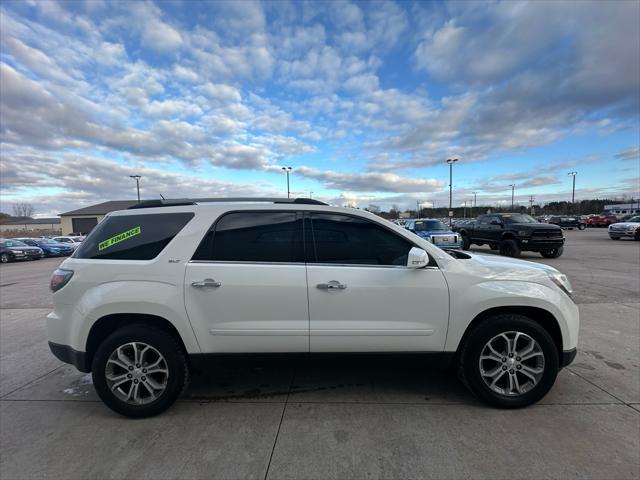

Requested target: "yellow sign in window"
[{"left": 98, "top": 226, "right": 141, "bottom": 251}]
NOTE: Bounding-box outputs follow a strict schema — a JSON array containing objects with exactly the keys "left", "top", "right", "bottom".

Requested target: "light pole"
[
  {"left": 281, "top": 167, "right": 292, "bottom": 198},
  {"left": 463, "top": 200, "right": 467, "bottom": 218},
  {"left": 472, "top": 192, "right": 478, "bottom": 217},
  {"left": 446, "top": 158, "right": 459, "bottom": 224},
  {"left": 509, "top": 184, "right": 515, "bottom": 211},
  {"left": 309, "top": 191, "right": 313, "bottom": 199},
  {"left": 129, "top": 175, "right": 141, "bottom": 203},
  {"left": 568, "top": 171, "right": 577, "bottom": 213}
]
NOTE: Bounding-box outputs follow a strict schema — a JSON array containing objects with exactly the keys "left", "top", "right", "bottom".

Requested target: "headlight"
[
  {"left": 517, "top": 230, "right": 530, "bottom": 237},
  {"left": 548, "top": 272, "right": 573, "bottom": 298}
]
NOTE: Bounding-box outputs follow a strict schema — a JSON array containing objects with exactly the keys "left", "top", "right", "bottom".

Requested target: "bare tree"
[{"left": 12, "top": 202, "right": 34, "bottom": 218}]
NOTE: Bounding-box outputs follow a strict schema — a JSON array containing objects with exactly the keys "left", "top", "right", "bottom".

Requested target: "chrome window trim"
[{"left": 187, "top": 260, "right": 439, "bottom": 270}]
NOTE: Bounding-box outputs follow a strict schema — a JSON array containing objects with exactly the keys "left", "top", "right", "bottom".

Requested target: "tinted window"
[
  {"left": 309, "top": 213, "right": 412, "bottom": 266},
  {"left": 192, "top": 212, "right": 303, "bottom": 262},
  {"left": 502, "top": 214, "right": 537, "bottom": 223},
  {"left": 74, "top": 213, "right": 194, "bottom": 260},
  {"left": 414, "top": 220, "right": 448, "bottom": 231}
]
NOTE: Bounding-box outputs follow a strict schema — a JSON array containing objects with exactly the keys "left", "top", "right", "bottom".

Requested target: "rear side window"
[
  {"left": 192, "top": 211, "right": 303, "bottom": 262},
  {"left": 74, "top": 213, "right": 194, "bottom": 260},
  {"left": 308, "top": 213, "right": 412, "bottom": 266}
]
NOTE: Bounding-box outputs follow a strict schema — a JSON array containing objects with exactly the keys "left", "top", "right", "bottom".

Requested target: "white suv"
[{"left": 47, "top": 198, "right": 579, "bottom": 417}]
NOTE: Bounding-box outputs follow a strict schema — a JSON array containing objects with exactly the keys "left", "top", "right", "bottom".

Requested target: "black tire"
[
  {"left": 499, "top": 239, "right": 520, "bottom": 257},
  {"left": 635, "top": 230, "right": 640, "bottom": 241},
  {"left": 578, "top": 223, "right": 586, "bottom": 230},
  {"left": 540, "top": 246, "right": 564, "bottom": 258},
  {"left": 0, "top": 253, "right": 10, "bottom": 263},
  {"left": 459, "top": 314, "right": 559, "bottom": 408},
  {"left": 489, "top": 243, "right": 498, "bottom": 250},
  {"left": 92, "top": 325, "right": 189, "bottom": 418},
  {"left": 461, "top": 234, "right": 471, "bottom": 250}
]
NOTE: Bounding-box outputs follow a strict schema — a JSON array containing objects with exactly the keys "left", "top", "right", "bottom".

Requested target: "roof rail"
[{"left": 127, "top": 197, "right": 327, "bottom": 209}]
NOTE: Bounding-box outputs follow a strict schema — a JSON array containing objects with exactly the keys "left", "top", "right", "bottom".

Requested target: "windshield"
[
  {"left": 1, "top": 240, "right": 27, "bottom": 247},
  {"left": 39, "top": 239, "right": 58, "bottom": 244},
  {"left": 628, "top": 216, "right": 640, "bottom": 222},
  {"left": 414, "top": 220, "right": 448, "bottom": 231},
  {"left": 502, "top": 214, "right": 538, "bottom": 224}
]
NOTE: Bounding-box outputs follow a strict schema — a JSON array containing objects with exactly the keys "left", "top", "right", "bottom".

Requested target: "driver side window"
[{"left": 308, "top": 213, "right": 413, "bottom": 266}]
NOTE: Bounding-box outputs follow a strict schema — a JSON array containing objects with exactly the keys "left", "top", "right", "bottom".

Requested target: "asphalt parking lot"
[{"left": 1, "top": 229, "right": 638, "bottom": 479}]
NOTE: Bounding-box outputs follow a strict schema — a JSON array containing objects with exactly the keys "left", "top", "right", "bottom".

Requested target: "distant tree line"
[{"left": 370, "top": 197, "right": 637, "bottom": 219}]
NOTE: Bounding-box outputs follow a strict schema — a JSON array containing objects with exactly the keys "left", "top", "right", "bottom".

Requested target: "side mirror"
[
  {"left": 490, "top": 220, "right": 502, "bottom": 226},
  {"left": 407, "top": 247, "right": 429, "bottom": 268}
]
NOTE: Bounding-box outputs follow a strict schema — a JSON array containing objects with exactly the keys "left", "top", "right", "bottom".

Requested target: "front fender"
[
  {"left": 445, "top": 280, "right": 579, "bottom": 352},
  {"left": 64, "top": 281, "right": 201, "bottom": 354}
]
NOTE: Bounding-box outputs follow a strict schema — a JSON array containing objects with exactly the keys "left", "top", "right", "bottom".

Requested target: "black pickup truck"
[{"left": 457, "top": 213, "right": 565, "bottom": 258}]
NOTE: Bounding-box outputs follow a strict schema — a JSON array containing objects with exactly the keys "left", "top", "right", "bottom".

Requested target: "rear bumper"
[
  {"left": 48, "top": 341, "right": 89, "bottom": 372},
  {"left": 561, "top": 348, "right": 577, "bottom": 368}
]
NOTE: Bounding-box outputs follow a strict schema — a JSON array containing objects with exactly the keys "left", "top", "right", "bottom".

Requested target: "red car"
[{"left": 587, "top": 215, "right": 618, "bottom": 228}]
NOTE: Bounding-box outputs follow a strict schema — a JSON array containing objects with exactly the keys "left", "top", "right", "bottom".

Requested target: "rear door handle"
[
  {"left": 317, "top": 280, "right": 347, "bottom": 290},
  {"left": 191, "top": 278, "right": 222, "bottom": 288}
]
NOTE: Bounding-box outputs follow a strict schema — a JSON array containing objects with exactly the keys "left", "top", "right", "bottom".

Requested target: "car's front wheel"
[
  {"left": 540, "top": 246, "right": 563, "bottom": 258},
  {"left": 0, "top": 253, "right": 10, "bottom": 263},
  {"left": 461, "top": 234, "right": 471, "bottom": 250},
  {"left": 499, "top": 239, "right": 521, "bottom": 257},
  {"left": 92, "top": 325, "right": 189, "bottom": 418},
  {"left": 459, "top": 314, "right": 559, "bottom": 408}
]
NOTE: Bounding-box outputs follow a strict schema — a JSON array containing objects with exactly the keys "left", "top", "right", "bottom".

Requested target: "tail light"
[{"left": 50, "top": 269, "right": 74, "bottom": 292}]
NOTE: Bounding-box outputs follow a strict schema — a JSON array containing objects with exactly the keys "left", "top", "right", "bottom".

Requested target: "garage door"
[{"left": 72, "top": 217, "right": 98, "bottom": 234}]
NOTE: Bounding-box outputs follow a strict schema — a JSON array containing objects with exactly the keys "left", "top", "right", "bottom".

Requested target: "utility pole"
[
  {"left": 281, "top": 167, "right": 292, "bottom": 198},
  {"left": 529, "top": 195, "right": 535, "bottom": 215},
  {"left": 509, "top": 184, "right": 515, "bottom": 211},
  {"left": 463, "top": 200, "right": 467, "bottom": 218},
  {"left": 309, "top": 191, "right": 313, "bottom": 198},
  {"left": 129, "top": 175, "right": 141, "bottom": 203},
  {"left": 472, "top": 192, "right": 478, "bottom": 217},
  {"left": 568, "top": 171, "right": 577, "bottom": 213},
  {"left": 446, "top": 158, "right": 459, "bottom": 225}
]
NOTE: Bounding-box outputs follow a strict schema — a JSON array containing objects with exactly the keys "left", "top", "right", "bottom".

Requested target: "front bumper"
[
  {"left": 48, "top": 342, "right": 89, "bottom": 372},
  {"left": 519, "top": 238, "right": 565, "bottom": 251},
  {"left": 609, "top": 230, "right": 636, "bottom": 238}
]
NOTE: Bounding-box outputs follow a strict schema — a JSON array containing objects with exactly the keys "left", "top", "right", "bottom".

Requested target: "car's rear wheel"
[
  {"left": 499, "top": 239, "right": 520, "bottom": 257},
  {"left": 0, "top": 253, "right": 10, "bottom": 263},
  {"left": 459, "top": 314, "right": 559, "bottom": 408},
  {"left": 578, "top": 224, "right": 586, "bottom": 230},
  {"left": 92, "top": 325, "right": 189, "bottom": 418},
  {"left": 540, "top": 246, "right": 563, "bottom": 258}
]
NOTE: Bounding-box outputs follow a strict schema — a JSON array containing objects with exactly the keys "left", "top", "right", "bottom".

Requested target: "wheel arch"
[
  {"left": 85, "top": 313, "right": 188, "bottom": 372},
  {"left": 455, "top": 306, "right": 563, "bottom": 363}
]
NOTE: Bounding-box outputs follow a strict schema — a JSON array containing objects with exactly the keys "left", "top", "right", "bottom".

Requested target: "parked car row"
[{"left": 0, "top": 235, "right": 82, "bottom": 263}]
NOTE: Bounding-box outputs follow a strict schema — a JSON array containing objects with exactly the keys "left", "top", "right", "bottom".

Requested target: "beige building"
[
  {"left": 59, "top": 201, "right": 138, "bottom": 235},
  {"left": 0, "top": 217, "right": 61, "bottom": 234}
]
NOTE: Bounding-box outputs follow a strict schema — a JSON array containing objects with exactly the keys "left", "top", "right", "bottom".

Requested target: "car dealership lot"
[{"left": 1, "top": 229, "right": 638, "bottom": 479}]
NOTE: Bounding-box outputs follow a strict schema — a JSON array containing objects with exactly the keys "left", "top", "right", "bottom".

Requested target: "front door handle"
[
  {"left": 191, "top": 278, "right": 222, "bottom": 288},
  {"left": 317, "top": 280, "right": 347, "bottom": 290}
]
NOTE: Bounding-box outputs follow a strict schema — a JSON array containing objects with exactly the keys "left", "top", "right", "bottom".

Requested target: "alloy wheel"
[
  {"left": 478, "top": 331, "right": 545, "bottom": 396},
  {"left": 105, "top": 342, "right": 169, "bottom": 405}
]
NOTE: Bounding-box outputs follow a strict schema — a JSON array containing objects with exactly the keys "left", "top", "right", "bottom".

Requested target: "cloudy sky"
[{"left": 1, "top": 0, "right": 639, "bottom": 216}]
